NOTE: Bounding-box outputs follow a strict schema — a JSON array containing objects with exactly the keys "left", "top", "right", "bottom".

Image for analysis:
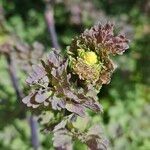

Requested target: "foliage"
[{"left": 21, "top": 22, "right": 129, "bottom": 149}]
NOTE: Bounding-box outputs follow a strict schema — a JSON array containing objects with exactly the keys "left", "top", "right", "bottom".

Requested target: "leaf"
[
  {"left": 83, "top": 100, "right": 103, "bottom": 112},
  {"left": 87, "top": 124, "right": 103, "bottom": 136},
  {"left": 65, "top": 102, "right": 85, "bottom": 117},
  {"left": 22, "top": 90, "right": 51, "bottom": 108},
  {"left": 22, "top": 93, "right": 33, "bottom": 104},
  {"left": 86, "top": 138, "right": 108, "bottom": 150},
  {"left": 53, "top": 120, "right": 68, "bottom": 132},
  {"left": 85, "top": 125, "right": 109, "bottom": 150},
  {"left": 26, "top": 65, "right": 46, "bottom": 84},
  {"left": 51, "top": 96, "right": 66, "bottom": 110},
  {"left": 34, "top": 91, "right": 49, "bottom": 103},
  {"left": 48, "top": 51, "right": 60, "bottom": 67},
  {"left": 63, "top": 89, "right": 79, "bottom": 102},
  {"left": 53, "top": 129, "right": 72, "bottom": 149}
]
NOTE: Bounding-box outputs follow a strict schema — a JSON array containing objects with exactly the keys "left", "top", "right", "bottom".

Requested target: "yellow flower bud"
[{"left": 84, "top": 51, "right": 98, "bottom": 65}]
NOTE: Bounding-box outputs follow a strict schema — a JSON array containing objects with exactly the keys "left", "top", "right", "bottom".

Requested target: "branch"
[
  {"left": 6, "top": 54, "right": 24, "bottom": 100},
  {"left": 44, "top": 0, "right": 60, "bottom": 51},
  {"left": 29, "top": 115, "right": 40, "bottom": 150}
]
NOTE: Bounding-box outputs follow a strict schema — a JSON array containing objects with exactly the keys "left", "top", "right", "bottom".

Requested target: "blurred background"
[{"left": 0, "top": 0, "right": 149, "bottom": 149}]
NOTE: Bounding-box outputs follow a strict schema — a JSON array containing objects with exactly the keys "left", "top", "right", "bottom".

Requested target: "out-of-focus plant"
[
  {"left": 0, "top": 6, "right": 46, "bottom": 149},
  {"left": 22, "top": 23, "right": 129, "bottom": 149}
]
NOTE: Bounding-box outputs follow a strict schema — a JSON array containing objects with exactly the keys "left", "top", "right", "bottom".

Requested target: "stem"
[
  {"left": 44, "top": 0, "right": 60, "bottom": 51},
  {"left": 29, "top": 115, "right": 40, "bottom": 150},
  {"left": 5, "top": 54, "right": 40, "bottom": 150},
  {"left": 5, "top": 54, "right": 24, "bottom": 100}
]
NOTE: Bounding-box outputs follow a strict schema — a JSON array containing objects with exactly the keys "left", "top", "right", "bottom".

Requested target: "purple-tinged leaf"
[
  {"left": 35, "top": 92, "right": 47, "bottom": 103},
  {"left": 63, "top": 89, "right": 79, "bottom": 102},
  {"left": 43, "top": 101, "right": 49, "bottom": 106},
  {"left": 48, "top": 51, "right": 60, "bottom": 67},
  {"left": 53, "top": 129, "right": 72, "bottom": 149},
  {"left": 22, "top": 95, "right": 32, "bottom": 104},
  {"left": 53, "top": 120, "right": 67, "bottom": 132},
  {"left": 65, "top": 102, "right": 85, "bottom": 117},
  {"left": 26, "top": 65, "right": 46, "bottom": 84},
  {"left": 83, "top": 100, "right": 103, "bottom": 112},
  {"left": 86, "top": 125, "right": 109, "bottom": 150},
  {"left": 51, "top": 96, "right": 66, "bottom": 110}
]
